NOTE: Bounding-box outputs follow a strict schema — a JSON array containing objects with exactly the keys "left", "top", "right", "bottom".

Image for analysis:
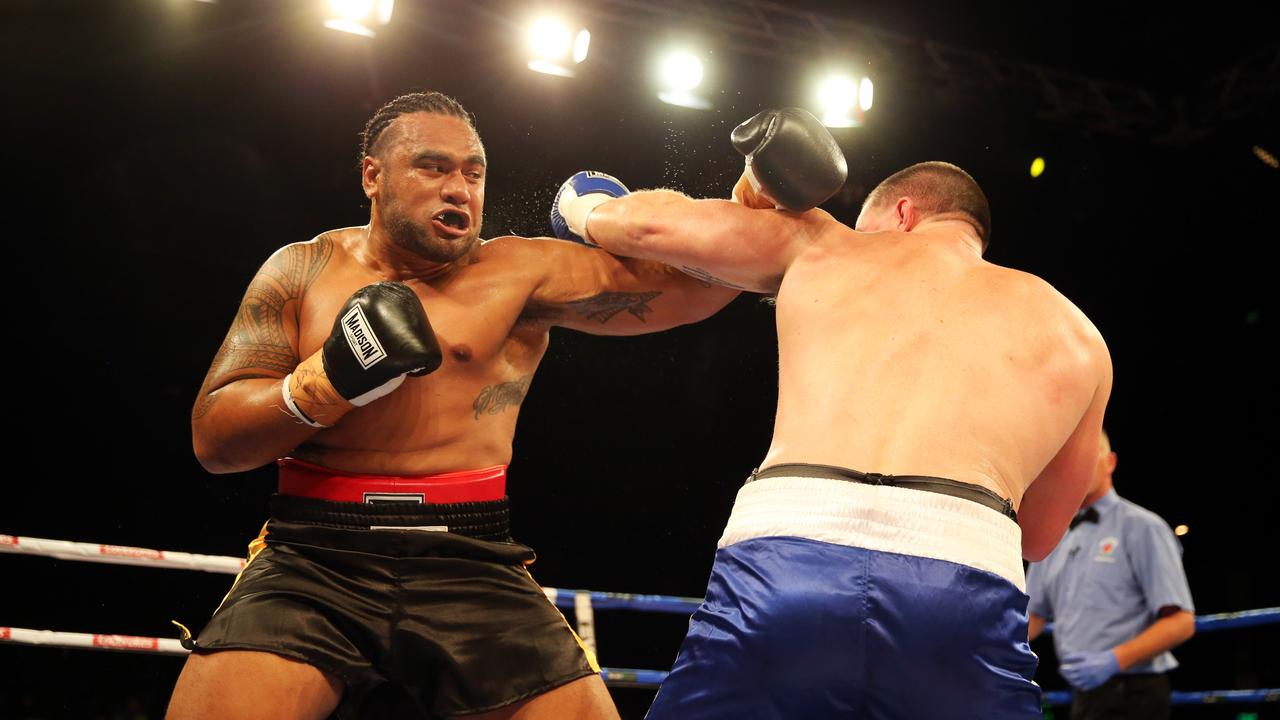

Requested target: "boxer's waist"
[
  {"left": 751, "top": 463, "right": 1016, "bottom": 521},
  {"left": 267, "top": 493, "right": 512, "bottom": 543},
  {"left": 727, "top": 464, "right": 1026, "bottom": 590},
  {"left": 277, "top": 457, "right": 507, "bottom": 504}
]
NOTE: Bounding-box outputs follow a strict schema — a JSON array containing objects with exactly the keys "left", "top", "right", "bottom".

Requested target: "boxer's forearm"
[
  {"left": 587, "top": 191, "right": 794, "bottom": 293},
  {"left": 192, "top": 378, "right": 322, "bottom": 473},
  {"left": 585, "top": 191, "right": 691, "bottom": 261},
  {"left": 1112, "top": 609, "right": 1195, "bottom": 670}
]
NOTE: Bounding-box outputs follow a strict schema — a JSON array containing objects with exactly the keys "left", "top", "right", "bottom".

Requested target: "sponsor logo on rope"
[
  {"left": 1, "top": 627, "right": 10, "bottom": 640},
  {"left": 99, "top": 545, "right": 164, "bottom": 560},
  {"left": 93, "top": 635, "right": 159, "bottom": 651},
  {"left": 0, "top": 535, "right": 16, "bottom": 546},
  {"left": 341, "top": 305, "right": 387, "bottom": 369}
]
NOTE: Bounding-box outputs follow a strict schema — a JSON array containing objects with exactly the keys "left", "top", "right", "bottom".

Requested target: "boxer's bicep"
[
  {"left": 193, "top": 238, "right": 332, "bottom": 419},
  {"left": 1020, "top": 347, "right": 1113, "bottom": 560}
]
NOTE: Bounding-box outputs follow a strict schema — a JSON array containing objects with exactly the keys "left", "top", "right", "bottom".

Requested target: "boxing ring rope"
[{"left": 3, "top": 533, "right": 1277, "bottom": 703}]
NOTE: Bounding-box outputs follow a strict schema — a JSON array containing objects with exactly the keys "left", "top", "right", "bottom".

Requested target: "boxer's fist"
[
  {"left": 283, "top": 282, "right": 442, "bottom": 427},
  {"left": 731, "top": 108, "right": 847, "bottom": 211},
  {"left": 551, "top": 171, "right": 630, "bottom": 246}
]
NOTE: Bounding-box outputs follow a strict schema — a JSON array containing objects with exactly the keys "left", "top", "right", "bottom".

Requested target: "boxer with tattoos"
[{"left": 167, "top": 91, "right": 736, "bottom": 720}]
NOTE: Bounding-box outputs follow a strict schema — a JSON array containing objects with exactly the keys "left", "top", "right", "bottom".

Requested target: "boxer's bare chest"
[{"left": 297, "top": 244, "right": 550, "bottom": 385}]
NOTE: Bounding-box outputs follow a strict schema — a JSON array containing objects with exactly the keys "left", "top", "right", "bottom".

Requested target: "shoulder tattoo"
[{"left": 193, "top": 237, "right": 334, "bottom": 418}]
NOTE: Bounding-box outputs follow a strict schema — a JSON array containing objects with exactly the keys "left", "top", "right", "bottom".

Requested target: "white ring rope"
[
  {"left": 1, "top": 534, "right": 245, "bottom": 574},
  {"left": 1, "top": 627, "right": 189, "bottom": 656},
  {"left": 0, "top": 534, "right": 700, "bottom": 611},
  {"left": 4, "top": 532, "right": 1277, "bottom": 697}
]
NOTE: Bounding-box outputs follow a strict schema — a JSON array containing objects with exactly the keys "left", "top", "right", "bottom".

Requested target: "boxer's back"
[{"left": 768, "top": 221, "right": 1106, "bottom": 510}]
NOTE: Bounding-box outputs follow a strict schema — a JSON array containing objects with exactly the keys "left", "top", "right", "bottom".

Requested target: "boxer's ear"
[
  {"left": 894, "top": 197, "right": 920, "bottom": 231},
  {"left": 362, "top": 156, "right": 381, "bottom": 200}
]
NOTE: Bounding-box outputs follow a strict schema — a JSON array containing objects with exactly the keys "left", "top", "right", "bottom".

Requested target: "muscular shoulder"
[
  {"left": 258, "top": 230, "right": 343, "bottom": 299},
  {"left": 987, "top": 266, "right": 1105, "bottom": 347}
]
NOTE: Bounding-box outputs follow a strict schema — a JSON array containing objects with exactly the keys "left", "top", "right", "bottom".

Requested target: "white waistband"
[{"left": 718, "top": 475, "right": 1026, "bottom": 592}]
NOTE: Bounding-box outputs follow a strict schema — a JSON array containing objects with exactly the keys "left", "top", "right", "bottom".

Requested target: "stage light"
[
  {"left": 1174, "top": 524, "right": 1189, "bottom": 536},
  {"left": 573, "top": 29, "right": 591, "bottom": 64},
  {"left": 816, "top": 73, "right": 868, "bottom": 128},
  {"left": 1031, "top": 157, "right": 1046, "bottom": 178},
  {"left": 529, "top": 17, "right": 571, "bottom": 60},
  {"left": 323, "top": 0, "right": 393, "bottom": 38},
  {"left": 656, "top": 51, "right": 711, "bottom": 110},
  {"left": 860, "top": 77, "right": 874, "bottom": 111},
  {"left": 660, "top": 52, "right": 703, "bottom": 91},
  {"left": 527, "top": 17, "right": 590, "bottom": 77}
]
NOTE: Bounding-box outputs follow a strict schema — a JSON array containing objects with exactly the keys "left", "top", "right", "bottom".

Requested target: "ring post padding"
[{"left": 574, "top": 590, "right": 597, "bottom": 656}]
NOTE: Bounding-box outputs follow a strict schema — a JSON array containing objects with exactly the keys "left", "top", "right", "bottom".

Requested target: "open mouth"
[{"left": 432, "top": 210, "right": 470, "bottom": 236}]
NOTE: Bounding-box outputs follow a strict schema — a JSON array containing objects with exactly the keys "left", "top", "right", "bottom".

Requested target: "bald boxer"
[
  {"left": 165, "top": 91, "right": 737, "bottom": 720},
  {"left": 552, "top": 108, "right": 1112, "bottom": 718}
]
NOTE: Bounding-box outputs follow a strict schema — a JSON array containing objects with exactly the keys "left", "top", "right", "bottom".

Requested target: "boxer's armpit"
[{"left": 564, "top": 290, "right": 662, "bottom": 324}]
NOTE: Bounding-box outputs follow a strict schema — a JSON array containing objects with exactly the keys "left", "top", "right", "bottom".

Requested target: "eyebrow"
[{"left": 411, "top": 150, "right": 487, "bottom": 168}]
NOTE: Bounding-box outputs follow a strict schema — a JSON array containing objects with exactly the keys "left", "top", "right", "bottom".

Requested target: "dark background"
[{"left": 3, "top": 1, "right": 1276, "bottom": 718}]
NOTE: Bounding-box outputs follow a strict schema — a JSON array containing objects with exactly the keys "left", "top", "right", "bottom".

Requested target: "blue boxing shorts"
[{"left": 646, "top": 464, "right": 1040, "bottom": 719}]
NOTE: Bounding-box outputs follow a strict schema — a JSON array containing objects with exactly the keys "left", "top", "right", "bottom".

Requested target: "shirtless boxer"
[
  {"left": 551, "top": 108, "right": 1112, "bottom": 718},
  {"left": 165, "top": 91, "right": 737, "bottom": 720}
]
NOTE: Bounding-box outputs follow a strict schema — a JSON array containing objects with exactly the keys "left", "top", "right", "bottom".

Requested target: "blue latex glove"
[{"left": 1059, "top": 650, "right": 1120, "bottom": 691}]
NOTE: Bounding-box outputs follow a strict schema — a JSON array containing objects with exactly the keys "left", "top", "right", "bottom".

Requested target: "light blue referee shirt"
[{"left": 1026, "top": 489, "right": 1194, "bottom": 674}]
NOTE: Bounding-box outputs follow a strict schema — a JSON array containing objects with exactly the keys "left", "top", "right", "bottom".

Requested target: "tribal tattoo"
[
  {"left": 193, "top": 237, "right": 334, "bottom": 419},
  {"left": 472, "top": 375, "right": 533, "bottom": 420}
]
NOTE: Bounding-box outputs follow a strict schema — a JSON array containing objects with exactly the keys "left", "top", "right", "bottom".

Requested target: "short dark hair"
[
  {"left": 864, "top": 161, "right": 992, "bottom": 248},
  {"left": 359, "top": 91, "right": 477, "bottom": 160}
]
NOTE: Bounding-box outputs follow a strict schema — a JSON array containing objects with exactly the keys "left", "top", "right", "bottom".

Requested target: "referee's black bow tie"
[{"left": 1070, "top": 507, "right": 1100, "bottom": 530}]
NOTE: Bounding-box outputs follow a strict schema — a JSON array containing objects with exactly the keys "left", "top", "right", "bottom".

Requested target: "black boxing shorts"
[{"left": 180, "top": 461, "right": 598, "bottom": 719}]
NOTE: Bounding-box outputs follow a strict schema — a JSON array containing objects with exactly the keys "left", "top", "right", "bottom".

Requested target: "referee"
[{"left": 1027, "top": 430, "right": 1195, "bottom": 719}]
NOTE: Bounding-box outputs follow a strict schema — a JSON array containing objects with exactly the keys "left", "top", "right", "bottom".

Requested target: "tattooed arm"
[
  {"left": 191, "top": 237, "right": 333, "bottom": 473},
  {"left": 516, "top": 236, "right": 740, "bottom": 335}
]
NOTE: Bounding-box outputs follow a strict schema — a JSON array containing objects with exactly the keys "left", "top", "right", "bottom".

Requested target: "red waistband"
[{"left": 277, "top": 458, "right": 507, "bottom": 504}]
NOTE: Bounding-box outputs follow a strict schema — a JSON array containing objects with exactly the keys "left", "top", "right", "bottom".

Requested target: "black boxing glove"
[
  {"left": 730, "top": 107, "right": 848, "bottom": 211},
  {"left": 282, "top": 282, "right": 442, "bottom": 427}
]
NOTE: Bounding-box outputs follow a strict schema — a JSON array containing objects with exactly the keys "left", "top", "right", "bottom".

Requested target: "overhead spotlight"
[
  {"left": 527, "top": 17, "right": 590, "bottom": 77},
  {"left": 859, "top": 77, "right": 874, "bottom": 112},
  {"left": 324, "top": 0, "right": 394, "bottom": 38},
  {"left": 656, "top": 51, "right": 711, "bottom": 110},
  {"left": 573, "top": 29, "right": 591, "bottom": 64},
  {"left": 1030, "top": 157, "right": 1046, "bottom": 178},
  {"left": 1174, "top": 524, "right": 1189, "bottom": 537},
  {"left": 816, "top": 73, "right": 869, "bottom": 127}
]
